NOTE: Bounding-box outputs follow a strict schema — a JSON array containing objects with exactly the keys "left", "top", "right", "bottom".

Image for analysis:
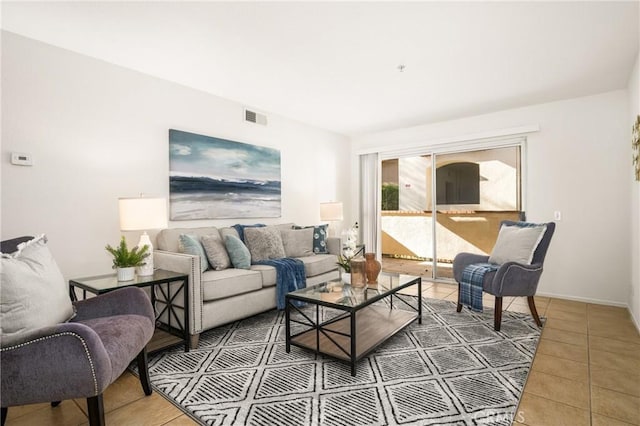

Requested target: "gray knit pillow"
[
  {"left": 244, "top": 226, "right": 286, "bottom": 263},
  {"left": 280, "top": 228, "right": 314, "bottom": 258},
  {"left": 201, "top": 233, "right": 231, "bottom": 271}
]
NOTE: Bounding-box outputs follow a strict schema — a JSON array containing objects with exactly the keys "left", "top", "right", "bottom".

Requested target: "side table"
[{"left": 69, "top": 269, "right": 190, "bottom": 353}]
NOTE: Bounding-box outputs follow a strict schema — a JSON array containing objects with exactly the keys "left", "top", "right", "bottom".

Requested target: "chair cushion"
[
  {"left": 489, "top": 224, "right": 547, "bottom": 265},
  {"left": 178, "top": 234, "right": 209, "bottom": 272},
  {"left": 201, "top": 232, "right": 231, "bottom": 271},
  {"left": 244, "top": 226, "right": 286, "bottom": 262},
  {"left": 224, "top": 235, "right": 251, "bottom": 269},
  {"left": 280, "top": 228, "right": 314, "bottom": 258},
  {"left": 0, "top": 235, "right": 75, "bottom": 347}
]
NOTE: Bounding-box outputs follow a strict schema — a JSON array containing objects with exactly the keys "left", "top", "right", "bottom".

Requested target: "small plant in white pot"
[{"left": 105, "top": 236, "right": 150, "bottom": 281}]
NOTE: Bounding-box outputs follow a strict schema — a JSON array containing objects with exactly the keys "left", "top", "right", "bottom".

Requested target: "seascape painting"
[{"left": 169, "top": 129, "right": 281, "bottom": 220}]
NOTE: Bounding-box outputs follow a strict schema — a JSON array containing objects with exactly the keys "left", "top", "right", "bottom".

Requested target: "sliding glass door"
[{"left": 380, "top": 143, "right": 523, "bottom": 280}]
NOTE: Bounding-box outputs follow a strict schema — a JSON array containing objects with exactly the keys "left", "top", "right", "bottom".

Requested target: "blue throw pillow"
[
  {"left": 224, "top": 235, "right": 251, "bottom": 269},
  {"left": 178, "top": 234, "right": 209, "bottom": 273},
  {"left": 293, "top": 224, "right": 328, "bottom": 254}
]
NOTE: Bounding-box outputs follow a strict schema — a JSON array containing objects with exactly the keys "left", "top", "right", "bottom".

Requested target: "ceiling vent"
[{"left": 244, "top": 108, "right": 268, "bottom": 126}]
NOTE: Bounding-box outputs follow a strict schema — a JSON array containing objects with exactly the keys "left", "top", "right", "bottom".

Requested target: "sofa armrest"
[
  {"left": 452, "top": 252, "right": 490, "bottom": 282},
  {"left": 73, "top": 287, "right": 154, "bottom": 323},
  {"left": 492, "top": 262, "right": 543, "bottom": 296},
  {"left": 154, "top": 250, "right": 203, "bottom": 335},
  {"left": 0, "top": 322, "right": 112, "bottom": 406},
  {"left": 327, "top": 237, "right": 341, "bottom": 255}
]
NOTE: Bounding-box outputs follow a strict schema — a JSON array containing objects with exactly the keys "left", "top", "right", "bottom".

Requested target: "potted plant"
[{"left": 105, "top": 236, "right": 150, "bottom": 281}]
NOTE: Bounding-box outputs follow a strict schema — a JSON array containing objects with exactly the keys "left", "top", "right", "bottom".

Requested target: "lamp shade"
[
  {"left": 119, "top": 197, "right": 168, "bottom": 231},
  {"left": 320, "top": 202, "right": 344, "bottom": 221}
]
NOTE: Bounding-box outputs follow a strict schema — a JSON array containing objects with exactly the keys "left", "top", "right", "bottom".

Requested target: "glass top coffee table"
[{"left": 285, "top": 272, "right": 422, "bottom": 376}]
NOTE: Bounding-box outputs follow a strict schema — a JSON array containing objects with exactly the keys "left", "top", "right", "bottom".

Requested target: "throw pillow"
[
  {"left": 178, "top": 234, "right": 209, "bottom": 273},
  {"left": 280, "top": 228, "right": 315, "bottom": 258},
  {"left": 201, "top": 233, "right": 231, "bottom": 271},
  {"left": 1, "top": 235, "right": 76, "bottom": 347},
  {"left": 488, "top": 224, "right": 547, "bottom": 265},
  {"left": 244, "top": 226, "right": 286, "bottom": 263},
  {"left": 293, "top": 224, "right": 328, "bottom": 254},
  {"left": 224, "top": 235, "right": 251, "bottom": 269}
]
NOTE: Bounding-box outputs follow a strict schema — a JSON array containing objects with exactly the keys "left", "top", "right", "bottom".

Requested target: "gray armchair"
[
  {"left": 1, "top": 236, "right": 155, "bottom": 426},
  {"left": 453, "top": 221, "right": 555, "bottom": 331}
]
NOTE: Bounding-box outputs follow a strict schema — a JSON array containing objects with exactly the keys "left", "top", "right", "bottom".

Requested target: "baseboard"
[{"left": 536, "top": 291, "right": 628, "bottom": 307}]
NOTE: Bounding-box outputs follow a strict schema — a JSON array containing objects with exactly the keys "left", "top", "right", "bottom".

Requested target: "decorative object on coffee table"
[
  {"left": 105, "top": 236, "right": 149, "bottom": 281},
  {"left": 365, "top": 252, "right": 381, "bottom": 283},
  {"left": 350, "top": 257, "right": 366, "bottom": 290}
]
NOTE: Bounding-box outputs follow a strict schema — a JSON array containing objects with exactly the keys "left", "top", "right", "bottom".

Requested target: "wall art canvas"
[{"left": 169, "top": 129, "right": 281, "bottom": 220}]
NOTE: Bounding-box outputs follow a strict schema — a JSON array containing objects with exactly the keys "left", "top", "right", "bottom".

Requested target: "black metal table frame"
[
  {"left": 285, "top": 276, "right": 422, "bottom": 376},
  {"left": 69, "top": 270, "right": 190, "bottom": 353}
]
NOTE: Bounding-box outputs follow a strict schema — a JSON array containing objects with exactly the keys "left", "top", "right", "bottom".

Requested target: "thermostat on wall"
[{"left": 11, "top": 152, "right": 33, "bottom": 166}]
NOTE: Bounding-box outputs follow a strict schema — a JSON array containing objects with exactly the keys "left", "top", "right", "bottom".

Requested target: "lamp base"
[{"left": 136, "top": 232, "right": 154, "bottom": 276}]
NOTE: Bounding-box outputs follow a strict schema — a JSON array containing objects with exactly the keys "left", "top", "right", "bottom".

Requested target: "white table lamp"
[
  {"left": 119, "top": 196, "right": 168, "bottom": 276},
  {"left": 320, "top": 201, "right": 343, "bottom": 237}
]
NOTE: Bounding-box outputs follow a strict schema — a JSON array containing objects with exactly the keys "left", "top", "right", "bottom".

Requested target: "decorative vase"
[
  {"left": 365, "top": 253, "right": 382, "bottom": 284},
  {"left": 341, "top": 271, "right": 351, "bottom": 284},
  {"left": 349, "top": 258, "right": 366, "bottom": 289},
  {"left": 117, "top": 267, "right": 135, "bottom": 282}
]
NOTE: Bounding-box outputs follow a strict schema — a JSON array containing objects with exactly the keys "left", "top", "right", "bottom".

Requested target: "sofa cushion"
[
  {"left": 1, "top": 235, "right": 76, "bottom": 347},
  {"left": 244, "top": 226, "right": 286, "bottom": 262},
  {"left": 297, "top": 253, "right": 338, "bottom": 278},
  {"left": 489, "top": 223, "right": 547, "bottom": 265},
  {"left": 280, "top": 228, "right": 314, "bottom": 258},
  {"left": 178, "top": 234, "right": 209, "bottom": 272},
  {"left": 294, "top": 224, "right": 329, "bottom": 254},
  {"left": 201, "top": 269, "right": 263, "bottom": 301},
  {"left": 250, "top": 265, "right": 277, "bottom": 288},
  {"left": 224, "top": 235, "right": 251, "bottom": 269},
  {"left": 157, "top": 227, "right": 219, "bottom": 252},
  {"left": 201, "top": 232, "right": 231, "bottom": 271}
]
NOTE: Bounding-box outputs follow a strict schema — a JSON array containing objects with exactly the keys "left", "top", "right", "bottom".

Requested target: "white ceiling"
[{"left": 2, "top": 1, "right": 639, "bottom": 136}]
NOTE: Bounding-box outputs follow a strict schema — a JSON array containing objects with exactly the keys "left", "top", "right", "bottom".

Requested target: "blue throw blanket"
[
  {"left": 255, "top": 258, "right": 306, "bottom": 309},
  {"left": 460, "top": 263, "right": 499, "bottom": 312}
]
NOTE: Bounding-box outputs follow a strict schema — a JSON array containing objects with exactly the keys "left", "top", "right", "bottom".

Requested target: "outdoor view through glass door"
[{"left": 381, "top": 145, "right": 522, "bottom": 280}]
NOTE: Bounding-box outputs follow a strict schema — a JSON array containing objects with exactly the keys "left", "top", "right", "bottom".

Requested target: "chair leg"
[
  {"left": 137, "top": 347, "right": 152, "bottom": 396},
  {"left": 494, "top": 296, "right": 503, "bottom": 331},
  {"left": 51, "top": 401, "right": 61, "bottom": 407},
  {"left": 456, "top": 283, "right": 463, "bottom": 312},
  {"left": 2, "top": 407, "right": 8, "bottom": 426},
  {"left": 528, "top": 296, "right": 543, "bottom": 327},
  {"left": 87, "top": 395, "right": 105, "bottom": 426}
]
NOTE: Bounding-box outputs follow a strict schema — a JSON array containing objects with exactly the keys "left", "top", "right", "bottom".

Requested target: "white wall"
[
  {"left": 353, "top": 91, "right": 631, "bottom": 306},
  {"left": 628, "top": 51, "right": 640, "bottom": 327},
  {"left": 1, "top": 32, "right": 350, "bottom": 278}
]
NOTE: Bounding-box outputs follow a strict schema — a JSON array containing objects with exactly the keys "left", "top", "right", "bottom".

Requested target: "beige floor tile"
[
  {"left": 591, "top": 386, "right": 640, "bottom": 425},
  {"left": 541, "top": 327, "right": 588, "bottom": 347},
  {"left": 523, "top": 371, "right": 590, "bottom": 410},
  {"left": 531, "top": 353, "right": 588, "bottom": 383},
  {"left": 444, "top": 292, "right": 459, "bottom": 302},
  {"left": 515, "top": 392, "right": 590, "bottom": 426},
  {"left": 592, "top": 413, "right": 636, "bottom": 426},
  {"left": 547, "top": 298, "right": 587, "bottom": 309},
  {"left": 423, "top": 288, "right": 456, "bottom": 299},
  {"left": 73, "top": 371, "right": 148, "bottom": 416},
  {"left": 507, "top": 303, "right": 532, "bottom": 314},
  {"left": 588, "top": 303, "right": 631, "bottom": 317},
  {"left": 163, "top": 414, "right": 201, "bottom": 425},
  {"left": 5, "top": 400, "right": 87, "bottom": 426},
  {"left": 589, "top": 335, "right": 640, "bottom": 358},
  {"left": 588, "top": 322, "right": 640, "bottom": 344},
  {"left": 545, "top": 308, "right": 587, "bottom": 322},
  {"left": 590, "top": 365, "right": 640, "bottom": 397},
  {"left": 537, "top": 339, "right": 588, "bottom": 363},
  {"left": 590, "top": 348, "right": 640, "bottom": 373},
  {"left": 544, "top": 317, "right": 588, "bottom": 334},
  {"left": 5, "top": 402, "right": 51, "bottom": 421},
  {"left": 100, "top": 393, "right": 184, "bottom": 426}
]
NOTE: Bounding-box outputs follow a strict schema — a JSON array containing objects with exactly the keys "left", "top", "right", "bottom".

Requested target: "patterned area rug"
[{"left": 145, "top": 297, "right": 542, "bottom": 425}]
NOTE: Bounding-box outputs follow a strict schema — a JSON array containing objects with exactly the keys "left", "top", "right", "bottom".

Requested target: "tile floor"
[{"left": 5, "top": 282, "right": 640, "bottom": 426}]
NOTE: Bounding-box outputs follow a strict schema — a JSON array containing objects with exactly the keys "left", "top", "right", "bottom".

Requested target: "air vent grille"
[{"left": 244, "top": 108, "right": 267, "bottom": 126}]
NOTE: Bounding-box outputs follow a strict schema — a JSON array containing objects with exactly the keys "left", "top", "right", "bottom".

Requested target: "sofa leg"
[
  {"left": 137, "top": 347, "right": 152, "bottom": 396},
  {"left": 528, "top": 296, "right": 543, "bottom": 327},
  {"left": 456, "top": 284, "right": 463, "bottom": 312},
  {"left": 494, "top": 297, "right": 503, "bottom": 331},
  {"left": 189, "top": 333, "right": 200, "bottom": 350},
  {"left": 2, "top": 407, "right": 7, "bottom": 426},
  {"left": 87, "top": 394, "right": 105, "bottom": 426}
]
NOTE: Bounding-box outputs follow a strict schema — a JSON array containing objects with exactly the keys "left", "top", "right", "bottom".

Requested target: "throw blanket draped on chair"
[
  {"left": 255, "top": 258, "right": 306, "bottom": 309},
  {"left": 460, "top": 263, "right": 499, "bottom": 312}
]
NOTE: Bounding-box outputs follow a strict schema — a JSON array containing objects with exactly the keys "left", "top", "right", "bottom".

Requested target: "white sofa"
[{"left": 153, "top": 223, "right": 340, "bottom": 348}]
